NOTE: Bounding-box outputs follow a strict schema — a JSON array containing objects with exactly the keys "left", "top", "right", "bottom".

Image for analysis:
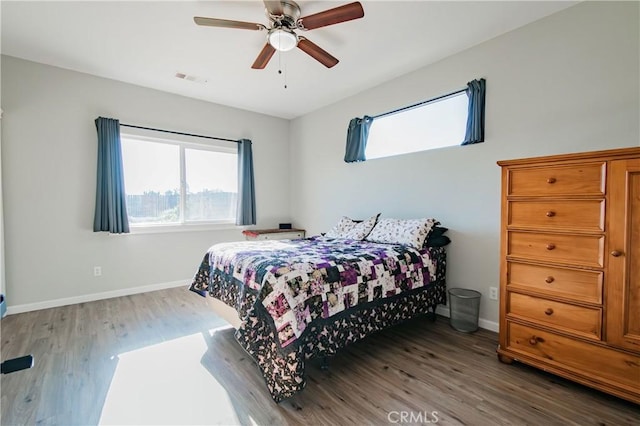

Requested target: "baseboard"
[
  {"left": 435, "top": 306, "right": 499, "bottom": 333},
  {"left": 6, "top": 279, "right": 189, "bottom": 315}
]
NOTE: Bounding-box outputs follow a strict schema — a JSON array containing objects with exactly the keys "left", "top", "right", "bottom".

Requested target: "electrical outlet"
[
  {"left": 489, "top": 287, "right": 498, "bottom": 300},
  {"left": 94, "top": 266, "right": 102, "bottom": 277}
]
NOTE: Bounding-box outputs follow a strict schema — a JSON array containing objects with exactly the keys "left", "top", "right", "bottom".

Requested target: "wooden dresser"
[{"left": 497, "top": 147, "right": 640, "bottom": 404}]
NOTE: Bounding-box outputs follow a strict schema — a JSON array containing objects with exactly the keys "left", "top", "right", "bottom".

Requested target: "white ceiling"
[{"left": 1, "top": 1, "right": 577, "bottom": 119}]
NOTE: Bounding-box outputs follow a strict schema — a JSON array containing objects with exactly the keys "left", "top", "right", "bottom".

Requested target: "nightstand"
[{"left": 242, "top": 228, "right": 306, "bottom": 241}]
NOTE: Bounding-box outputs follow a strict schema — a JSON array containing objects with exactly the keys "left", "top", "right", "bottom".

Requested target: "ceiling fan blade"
[
  {"left": 297, "top": 38, "right": 339, "bottom": 68},
  {"left": 194, "top": 17, "right": 264, "bottom": 31},
  {"left": 298, "top": 2, "right": 364, "bottom": 30},
  {"left": 251, "top": 43, "right": 277, "bottom": 69},
  {"left": 263, "top": 1, "right": 284, "bottom": 16}
]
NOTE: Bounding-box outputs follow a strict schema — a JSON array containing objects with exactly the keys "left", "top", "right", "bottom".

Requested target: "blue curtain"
[
  {"left": 344, "top": 115, "right": 373, "bottom": 163},
  {"left": 462, "top": 78, "right": 486, "bottom": 145},
  {"left": 93, "top": 117, "right": 130, "bottom": 233},
  {"left": 236, "top": 139, "right": 256, "bottom": 226}
]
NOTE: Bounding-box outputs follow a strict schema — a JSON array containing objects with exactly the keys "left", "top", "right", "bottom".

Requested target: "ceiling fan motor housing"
[{"left": 267, "top": 1, "right": 301, "bottom": 29}]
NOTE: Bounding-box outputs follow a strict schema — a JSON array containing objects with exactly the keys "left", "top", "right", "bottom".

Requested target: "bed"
[{"left": 189, "top": 229, "right": 447, "bottom": 402}]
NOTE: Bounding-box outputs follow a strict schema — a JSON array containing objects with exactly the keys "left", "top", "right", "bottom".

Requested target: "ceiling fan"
[{"left": 194, "top": 1, "right": 365, "bottom": 69}]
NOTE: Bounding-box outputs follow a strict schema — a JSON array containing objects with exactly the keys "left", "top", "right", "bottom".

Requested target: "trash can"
[{"left": 448, "top": 288, "right": 481, "bottom": 333}]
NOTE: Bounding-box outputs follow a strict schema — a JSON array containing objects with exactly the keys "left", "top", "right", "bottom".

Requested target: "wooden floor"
[{"left": 1, "top": 287, "right": 638, "bottom": 425}]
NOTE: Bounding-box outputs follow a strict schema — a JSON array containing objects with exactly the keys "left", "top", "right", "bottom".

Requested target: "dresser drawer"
[
  {"left": 507, "top": 322, "right": 640, "bottom": 390},
  {"left": 508, "top": 163, "right": 605, "bottom": 197},
  {"left": 508, "top": 231, "right": 604, "bottom": 268},
  {"left": 509, "top": 200, "right": 604, "bottom": 232},
  {"left": 507, "top": 262, "right": 602, "bottom": 304},
  {"left": 508, "top": 292, "right": 601, "bottom": 339}
]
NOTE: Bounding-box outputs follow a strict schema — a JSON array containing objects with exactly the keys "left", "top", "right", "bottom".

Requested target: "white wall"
[
  {"left": 1, "top": 55, "right": 290, "bottom": 308},
  {"left": 289, "top": 1, "right": 640, "bottom": 325},
  {"left": 0, "top": 104, "right": 5, "bottom": 300},
  {"left": 0, "top": 111, "right": 4, "bottom": 300},
  {"left": 0, "top": 3, "right": 4, "bottom": 302}
]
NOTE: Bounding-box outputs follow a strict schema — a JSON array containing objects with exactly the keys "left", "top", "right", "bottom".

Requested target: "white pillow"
[
  {"left": 366, "top": 218, "right": 439, "bottom": 249},
  {"left": 325, "top": 214, "right": 379, "bottom": 240}
]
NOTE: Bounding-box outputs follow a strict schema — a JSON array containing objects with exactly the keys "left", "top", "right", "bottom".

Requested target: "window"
[
  {"left": 120, "top": 133, "right": 237, "bottom": 227},
  {"left": 365, "top": 92, "right": 468, "bottom": 160}
]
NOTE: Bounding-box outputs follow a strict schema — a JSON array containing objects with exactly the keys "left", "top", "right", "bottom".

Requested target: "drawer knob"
[
  {"left": 547, "top": 177, "right": 556, "bottom": 184},
  {"left": 611, "top": 250, "right": 623, "bottom": 257},
  {"left": 529, "top": 335, "right": 545, "bottom": 345},
  {"left": 546, "top": 211, "right": 556, "bottom": 217},
  {"left": 545, "top": 276, "right": 555, "bottom": 284},
  {"left": 546, "top": 243, "right": 556, "bottom": 250},
  {"left": 544, "top": 308, "right": 554, "bottom": 316}
]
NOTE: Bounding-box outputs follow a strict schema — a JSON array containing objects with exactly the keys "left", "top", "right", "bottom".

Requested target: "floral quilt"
[{"left": 190, "top": 236, "right": 447, "bottom": 401}]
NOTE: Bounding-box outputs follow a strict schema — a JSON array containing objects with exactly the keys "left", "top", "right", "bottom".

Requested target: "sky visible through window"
[
  {"left": 121, "top": 138, "right": 179, "bottom": 194},
  {"left": 121, "top": 138, "right": 237, "bottom": 194},
  {"left": 366, "top": 92, "right": 468, "bottom": 160},
  {"left": 185, "top": 148, "right": 237, "bottom": 193}
]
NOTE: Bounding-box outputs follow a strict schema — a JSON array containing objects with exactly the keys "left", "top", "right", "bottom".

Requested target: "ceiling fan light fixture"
[{"left": 268, "top": 28, "right": 298, "bottom": 51}]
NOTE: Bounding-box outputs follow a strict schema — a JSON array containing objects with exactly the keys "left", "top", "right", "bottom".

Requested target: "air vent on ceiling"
[{"left": 175, "top": 72, "right": 208, "bottom": 84}]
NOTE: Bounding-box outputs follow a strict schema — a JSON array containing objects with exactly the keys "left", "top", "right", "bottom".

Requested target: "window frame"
[{"left": 119, "top": 129, "right": 241, "bottom": 234}]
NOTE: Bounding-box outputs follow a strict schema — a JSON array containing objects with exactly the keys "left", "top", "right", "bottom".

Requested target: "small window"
[
  {"left": 121, "top": 134, "right": 237, "bottom": 226},
  {"left": 365, "top": 92, "right": 468, "bottom": 160}
]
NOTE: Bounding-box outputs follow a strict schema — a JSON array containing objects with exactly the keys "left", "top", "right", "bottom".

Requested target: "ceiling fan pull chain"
[
  {"left": 275, "top": 48, "right": 287, "bottom": 89},
  {"left": 277, "top": 50, "right": 287, "bottom": 89},
  {"left": 284, "top": 61, "right": 288, "bottom": 89}
]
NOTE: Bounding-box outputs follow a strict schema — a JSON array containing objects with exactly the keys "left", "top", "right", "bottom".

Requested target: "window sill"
[{"left": 122, "top": 222, "right": 247, "bottom": 235}]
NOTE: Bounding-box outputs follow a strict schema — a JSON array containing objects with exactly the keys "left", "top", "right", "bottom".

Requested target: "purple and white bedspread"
[{"left": 189, "top": 236, "right": 447, "bottom": 402}]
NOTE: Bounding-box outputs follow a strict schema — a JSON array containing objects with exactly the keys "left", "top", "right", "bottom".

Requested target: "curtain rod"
[
  {"left": 120, "top": 123, "right": 239, "bottom": 143},
  {"left": 372, "top": 87, "right": 467, "bottom": 120}
]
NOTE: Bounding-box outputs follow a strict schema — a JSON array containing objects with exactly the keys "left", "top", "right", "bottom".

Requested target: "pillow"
[
  {"left": 424, "top": 234, "right": 451, "bottom": 248},
  {"left": 430, "top": 226, "right": 449, "bottom": 237},
  {"left": 366, "top": 218, "right": 439, "bottom": 249},
  {"left": 325, "top": 214, "right": 379, "bottom": 240}
]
